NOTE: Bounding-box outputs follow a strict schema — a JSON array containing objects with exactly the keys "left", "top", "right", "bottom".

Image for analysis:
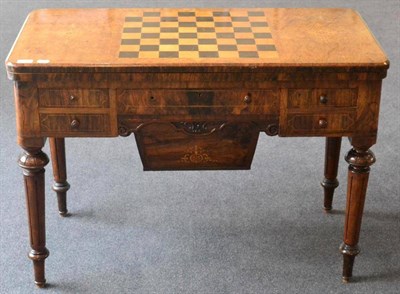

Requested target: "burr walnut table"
[{"left": 5, "top": 8, "right": 389, "bottom": 287}]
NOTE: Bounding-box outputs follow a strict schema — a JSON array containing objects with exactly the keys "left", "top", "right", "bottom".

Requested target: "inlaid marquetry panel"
[
  {"left": 133, "top": 121, "right": 260, "bottom": 170},
  {"left": 119, "top": 9, "right": 278, "bottom": 59}
]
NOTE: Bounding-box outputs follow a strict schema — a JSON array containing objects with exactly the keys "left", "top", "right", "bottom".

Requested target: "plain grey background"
[{"left": 0, "top": 1, "right": 399, "bottom": 293}]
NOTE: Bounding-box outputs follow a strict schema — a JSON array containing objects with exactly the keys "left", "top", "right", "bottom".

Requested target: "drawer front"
[
  {"left": 288, "top": 88, "right": 357, "bottom": 109},
  {"left": 38, "top": 89, "right": 109, "bottom": 108},
  {"left": 117, "top": 89, "right": 279, "bottom": 116},
  {"left": 39, "top": 114, "right": 111, "bottom": 136},
  {"left": 285, "top": 113, "right": 356, "bottom": 135}
]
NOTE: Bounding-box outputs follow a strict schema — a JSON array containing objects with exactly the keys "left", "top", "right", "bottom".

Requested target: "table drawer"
[
  {"left": 288, "top": 88, "right": 357, "bottom": 109},
  {"left": 38, "top": 89, "right": 109, "bottom": 108},
  {"left": 39, "top": 113, "right": 111, "bottom": 136},
  {"left": 285, "top": 113, "right": 356, "bottom": 135},
  {"left": 117, "top": 89, "right": 279, "bottom": 116}
]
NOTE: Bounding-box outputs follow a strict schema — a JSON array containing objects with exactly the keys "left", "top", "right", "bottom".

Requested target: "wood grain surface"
[{"left": 5, "top": 8, "right": 388, "bottom": 74}]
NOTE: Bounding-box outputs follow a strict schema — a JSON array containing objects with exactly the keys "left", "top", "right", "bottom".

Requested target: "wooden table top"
[{"left": 6, "top": 8, "right": 388, "bottom": 73}]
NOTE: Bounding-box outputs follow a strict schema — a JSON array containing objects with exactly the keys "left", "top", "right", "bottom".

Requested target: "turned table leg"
[
  {"left": 321, "top": 137, "right": 342, "bottom": 211},
  {"left": 49, "top": 138, "right": 70, "bottom": 216},
  {"left": 340, "top": 146, "right": 375, "bottom": 282},
  {"left": 18, "top": 147, "right": 50, "bottom": 287}
]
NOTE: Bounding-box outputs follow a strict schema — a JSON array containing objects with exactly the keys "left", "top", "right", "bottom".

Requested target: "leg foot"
[
  {"left": 321, "top": 178, "right": 338, "bottom": 211},
  {"left": 49, "top": 138, "right": 70, "bottom": 216},
  {"left": 321, "top": 137, "right": 342, "bottom": 211},
  {"left": 340, "top": 243, "right": 359, "bottom": 283},
  {"left": 53, "top": 182, "right": 70, "bottom": 216},
  {"left": 29, "top": 249, "right": 50, "bottom": 287}
]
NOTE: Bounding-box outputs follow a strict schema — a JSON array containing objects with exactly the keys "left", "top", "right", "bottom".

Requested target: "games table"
[{"left": 5, "top": 8, "right": 389, "bottom": 287}]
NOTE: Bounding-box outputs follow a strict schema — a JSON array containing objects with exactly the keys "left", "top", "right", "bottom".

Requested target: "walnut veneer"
[{"left": 5, "top": 8, "right": 389, "bottom": 287}]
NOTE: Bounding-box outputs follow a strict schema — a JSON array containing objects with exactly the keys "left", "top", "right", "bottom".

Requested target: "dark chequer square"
[
  {"left": 160, "top": 39, "right": 179, "bottom": 45},
  {"left": 197, "top": 17, "right": 213, "bottom": 22},
  {"left": 239, "top": 51, "right": 259, "bottom": 58},
  {"left": 199, "top": 51, "right": 219, "bottom": 58},
  {"left": 143, "top": 22, "right": 160, "bottom": 27},
  {"left": 121, "top": 39, "right": 140, "bottom": 45},
  {"left": 179, "top": 45, "right": 199, "bottom": 51},
  {"left": 119, "top": 52, "right": 139, "bottom": 58},
  {"left": 234, "top": 27, "right": 252, "bottom": 32},
  {"left": 179, "top": 22, "right": 196, "bottom": 27},
  {"left": 180, "top": 33, "right": 197, "bottom": 38},
  {"left": 125, "top": 16, "right": 142, "bottom": 22},
  {"left": 215, "top": 22, "right": 232, "bottom": 27},
  {"left": 140, "top": 45, "right": 159, "bottom": 51},
  {"left": 160, "top": 52, "right": 179, "bottom": 58},
  {"left": 197, "top": 27, "right": 215, "bottom": 32},
  {"left": 216, "top": 33, "right": 235, "bottom": 38},
  {"left": 251, "top": 22, "right": 269, "bottom": 27},
  {"left": 248, "top": 11, "right": 265, "bottom": 16},
  {"left": 218, "top": 45, "right": 238, "bottom": 51},
  {"left": 161, "top": 27, "right": 179, "bottom": 32},
  {"left": 236, "top": 39, "right": 255, "bottom": 44},
  {"left": 161, "top": 17, "right": 178, "bottom": 22},
  {"left": 232, "top": 17, "right": 249, "bottom": 22},
  {"left": 119, "top": 10, "right": 278, "bottom": 59},
  {"left": 213, "top": 11, "right": 230, "bottom": 16},
  {"left": 199, "top": 39, "right": 217, "bottom": 44},
  {"left": 123, "top": 27, "right": 141, "bottom": 33},
  {"left": 142, "top": 33, "right": 160, "bottom": 38},
  {"left": 254, "top": 32, "right": 272, "bottom": 38}
]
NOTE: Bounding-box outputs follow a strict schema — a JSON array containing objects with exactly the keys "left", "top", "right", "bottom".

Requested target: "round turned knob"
[
  {"left": 244, "top": 94, "right": 252, "bottom": 104},
  {"left": 69, "top": 95, "right": 77, "bottom": 101},
  {"left": 319, "top": 95, "right": 328, "bottom": 104},
  {"left": 318, "top": 118, "right": 328, "bottom": 128},
  {"left": 70, "top": 119, "right": 80, "bottom": 129}
]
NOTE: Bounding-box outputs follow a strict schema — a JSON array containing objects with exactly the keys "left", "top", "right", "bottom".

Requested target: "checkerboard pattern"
[{"left": 119, "top": 10, "right": 278, "bottom": 59}]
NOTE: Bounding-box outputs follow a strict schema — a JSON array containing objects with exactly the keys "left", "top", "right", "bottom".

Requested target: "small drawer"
[
  {"left": 117, "top": 89, "right": 279, "bottom": 116},
  {"left": 288, "top": 88, "right": 357, "bottom": 109},
  {"left": 285, "top": 113, "right": 356, "bottom": 135},
  {"left": 39, "top": 113, "right": 111, "bottom": 136},
  {"left": 38, "top": 89, "right": 109, "bottom": 108}
]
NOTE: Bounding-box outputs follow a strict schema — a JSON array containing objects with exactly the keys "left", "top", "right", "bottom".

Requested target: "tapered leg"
[
  {"left": 49, "top": 138, "right": 70, "bottom": 216},
  {"left": 321, "top": 137, "right": 342, "bottom": 211},
  {"left": 340, "top": 146, "right": 375, "bottom": 283},
  {"left": 18, "top": 147, "right": 50, "bottom": 287}
]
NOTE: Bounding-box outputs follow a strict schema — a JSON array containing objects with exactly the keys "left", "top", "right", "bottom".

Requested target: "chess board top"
[{"left": 6, "top": 8, "right": 389, "bottom": 74}]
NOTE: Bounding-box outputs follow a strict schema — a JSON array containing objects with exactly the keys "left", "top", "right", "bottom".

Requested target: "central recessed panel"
[{"left": 119, "top": 9, "right": 278, "bottom": 59}]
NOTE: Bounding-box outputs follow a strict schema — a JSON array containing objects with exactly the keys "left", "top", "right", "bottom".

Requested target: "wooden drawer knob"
[
  {"left": 244, "top": 94, "right": 252, "bottom": 104},
  {"left": 70, "top": 119, "right": 80, "bottom": 129},
  {"left": 319, "top": 95, "right": 328, "bottom": 104},
  {"left": 318, "top": 118, "right": 328, "bottom": 128}
]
